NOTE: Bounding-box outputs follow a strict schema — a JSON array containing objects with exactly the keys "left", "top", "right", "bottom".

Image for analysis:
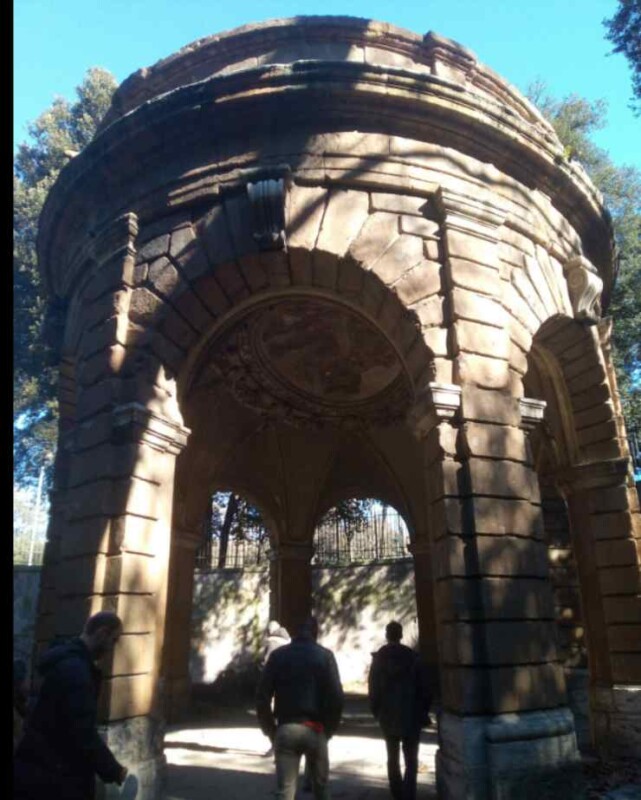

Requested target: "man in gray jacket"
[{"left": 256, "top": 616, "right": 343, "bottom": 800}]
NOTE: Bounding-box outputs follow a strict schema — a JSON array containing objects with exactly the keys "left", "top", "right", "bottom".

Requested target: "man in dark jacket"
[
  {"left": 368, "top": 621, "right": 430, "bottom": 800},
  {"left": 14, "top": 611, "right": 128, "bottom": 800},
  {"left": 256, "top": 616, "right": 343, "bottom": 800}
]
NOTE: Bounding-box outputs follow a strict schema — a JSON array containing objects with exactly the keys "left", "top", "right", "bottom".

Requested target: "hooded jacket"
[
  {"left": 368, "top": 642, "right": 430, "bottom": 738},
  {"left": 14, "top": 638, "right": 123, "bottom": 798}
]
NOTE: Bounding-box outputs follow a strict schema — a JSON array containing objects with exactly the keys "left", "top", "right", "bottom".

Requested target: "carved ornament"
[
  {"left": 564, "top": 255, "right": 603, "bottom": 323},
  {"left": 246, "top": 178, "right": 286, "bottom": 251}
]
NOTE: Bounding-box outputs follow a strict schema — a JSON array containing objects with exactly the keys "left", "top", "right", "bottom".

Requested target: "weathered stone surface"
[
  {"left": 348, "top": 211, "right": 399, "bottom": 266},
  {"left": 370, "top": 233, "right": 425, "bottom": 285},
  {"left": 316, "top": 189, "right": 369, "bottom": 257}
]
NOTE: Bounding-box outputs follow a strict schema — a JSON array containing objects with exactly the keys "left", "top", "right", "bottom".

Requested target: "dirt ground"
[{"left": 162, "top": 696, "right": 641, "bottom": 799}]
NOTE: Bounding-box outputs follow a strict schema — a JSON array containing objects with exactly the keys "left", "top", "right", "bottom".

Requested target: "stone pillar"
[
  {"left": 409, "top": 538, "right": 440, "bottom": 703},
  {"left": 425, "top": 186, "right": 582, "bottom": 798},
  {"left": 269, "top": 541, "right": 314, "bottom": 636},
  {"left": 558, "top": 459, "right": 641, "bottom": 757},
  {"left": 32, "top": 430, "right": 74, "bottom": 662},
  {"left": 162, "top": 527, "right": 201, "bottom": 722},
  {"left": 43, "top": 213, "right": 191, "bottom": 800}
]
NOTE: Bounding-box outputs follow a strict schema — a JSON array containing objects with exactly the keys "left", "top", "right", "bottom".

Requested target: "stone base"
[
  {"left": 164, "top": 675, "right": 192, "bottom": 723},
  {"left": 96, "top": 716, "right": 166, "bottom": 800},
  {"left": 436, "top": 708, "right": 583, "bottom": 800},
  {"left": 591, "top": 685, "right": 641, "bottom": 758}
]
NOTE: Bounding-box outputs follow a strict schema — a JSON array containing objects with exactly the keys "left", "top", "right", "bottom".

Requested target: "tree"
[
  {"left": 604, "top": 0, "right": 641, "bottom": 114},
  {"left": 527, "top": 82, "right": 641, "bottom": 436},
  {"left": 13, "top": 68, "right": 118, "bottom": 487}
]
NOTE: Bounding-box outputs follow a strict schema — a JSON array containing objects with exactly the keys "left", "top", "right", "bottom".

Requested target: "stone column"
[
  {"left": 558, "top": 459, "right": 641, "bottom": 757},
  {"left": 162, "top": 527, "right": 202, "bottom": 722},
  {"left": 269, "top": 541, "right": 314, "bottom": 636},
  {"left": 44, "top": 213, "right": 190, "bottom": 800},
  {"left": 426, "top": 186, "right": 582, "bottom": 798},
  {"left": 32, "top": 430, "right": 74, "bottom": 661},
  {"left": 409, "top": 530, "right": 440, "bottom": 703}
]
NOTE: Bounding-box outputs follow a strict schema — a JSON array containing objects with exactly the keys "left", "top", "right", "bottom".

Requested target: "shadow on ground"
[{"left": 163, "top": 695, "right": 438, "bottom": 799}]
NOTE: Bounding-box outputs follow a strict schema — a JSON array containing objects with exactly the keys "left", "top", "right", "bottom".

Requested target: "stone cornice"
[
  {"left": 112, "top": 403, "right": 191, "bottom": 454},
  {"left": 519, "top": 397, "right": 547, "bottom": 431},
  {"left": 38, "top": 59, "right": 614, "bottom": 300},
  {"left": 102, "top": 18, "right": 552, "bottom": 134},
  {"left": 270, "top": 541, "right": 314, "bottom": 561},
  {"left": 407, "top": 382, "right": 461, "bottom": 439}
]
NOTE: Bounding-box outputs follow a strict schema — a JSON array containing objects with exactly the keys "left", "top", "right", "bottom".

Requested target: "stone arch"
[
  {"left": 520, "top": 314, "right": 641, "bottom": 754},
  {"left": 128, "top": 184, "right": 440, "bottom": 402}
]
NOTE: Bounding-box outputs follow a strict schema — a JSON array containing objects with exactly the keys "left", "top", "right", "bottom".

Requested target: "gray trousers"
[{"left": 274, "top": 723, "right": 330, "bottom": 800}]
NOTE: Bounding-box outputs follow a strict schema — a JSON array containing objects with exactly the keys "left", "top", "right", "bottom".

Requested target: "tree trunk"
[{"left": 217, "top": 494, "right": 238, "bottom": 569}]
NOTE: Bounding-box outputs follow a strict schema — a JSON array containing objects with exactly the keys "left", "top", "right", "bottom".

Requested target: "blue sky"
[{"left": 14, "top": 0, "right": 639, "bottom": 169}]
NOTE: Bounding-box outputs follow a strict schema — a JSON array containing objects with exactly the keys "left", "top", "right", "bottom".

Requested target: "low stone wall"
[{"left": 190, "top": 561, "right": 418, "bottom": 693}]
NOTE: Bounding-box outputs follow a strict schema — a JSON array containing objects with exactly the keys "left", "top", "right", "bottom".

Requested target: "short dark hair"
[
  {"left": 298, "top": 616, "right": 319, "bottom": 639},
  {"left": 84, "top": 611, "right": 123, "bottom": 636},
  {"left": 385, "top": 621, "right": 403, "bottom": 642}
]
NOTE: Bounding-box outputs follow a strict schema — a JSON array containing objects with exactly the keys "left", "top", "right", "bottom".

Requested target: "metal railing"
[
  {"left": 312, "top": 510, "right": 410, "bottom": 566},
  {"left": 195, "top": 509, "right": 411, "bottom": 571},
  {"left": 195, "top": 523, "right": 270, "bottom": 571}
]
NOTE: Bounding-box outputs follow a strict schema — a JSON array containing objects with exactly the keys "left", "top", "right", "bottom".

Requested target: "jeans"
[
  {"left": 385, "top": 735, "right": 419, "bottom": 800},
  {"left": 274, "top": 723, "right": 330, "bottom": 800}
]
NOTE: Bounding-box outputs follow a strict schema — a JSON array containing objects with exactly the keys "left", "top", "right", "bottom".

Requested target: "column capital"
[
  {"left": 113, "top": 402, "right": 191, "bottom": 454},
  {"left": 407, "top": 382, "right": 461, "bottom": 439},
  {"left": 556, "top": 458, "right": 629, "bottom": 493},
  {"left": 407, "top": 538, "right": 431, "bottom": 557},
  {"left": 270, "top": 541, "right": 314, "bottom": 561},
  {"left": 434, "top": 187, "right": 507, "bottom": 236},
  {"left": 519, "top": 397, "right": 547, "bottom": 431},
  {"left": 91, "top": 212, "right": 139, "bottom": 265}
]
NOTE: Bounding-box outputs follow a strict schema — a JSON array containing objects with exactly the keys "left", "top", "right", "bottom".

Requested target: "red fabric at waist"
[{"left": 302, "top": 720, "right": 324, "bottom": 734}]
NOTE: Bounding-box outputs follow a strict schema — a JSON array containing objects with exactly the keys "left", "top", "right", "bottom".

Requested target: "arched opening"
[
  {"left": 523, "top": 315, "right": 636, "bottom": 751},
  {"left": 196, "top": 490, "right": 271, "bottom": 571},
  {"left": 312, "top": 497, "right": 412, "bottom": 566},
  {"left": 189, "top": 489, "right": 271, "bottom": 694},
  {"left": 311, "top": 497, "right": 417, "bottom": 692}
]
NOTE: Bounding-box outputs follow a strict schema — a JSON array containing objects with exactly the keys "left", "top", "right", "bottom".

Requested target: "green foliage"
[
  {"left": 604, "top": 0, "right": 641, "bottom": 115},
  {"left": 527, "top": 82, "right": 641, "bottom": 435},
  {"left": 209, "top": 492, "right": 268, "bottom": 543},
  {"left": 319, "top": 498, "right": 374, "bottom": 532},
  {"left": 13, "top": 68, "right": 118, "bottom": 486}
]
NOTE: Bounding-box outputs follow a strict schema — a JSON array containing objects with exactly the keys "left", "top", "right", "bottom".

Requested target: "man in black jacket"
[
  {"left": 368, "top": 621, "right": 430, "bottom": 800},
  {"left": 256, "top": 616, "right": 343, "bottom": 800},
  {"left": 14, "top": 611, "right": 128, "bottom": 800}
]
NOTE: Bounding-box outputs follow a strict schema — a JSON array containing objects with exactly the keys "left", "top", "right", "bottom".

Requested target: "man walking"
[
  {"left": 368, "top": 621, "right": 430, "bottom": 800},
  {"left": 14, "top": 611, "right": 128, "bottom": 800},
  {"left": 257, "top": 616, "right": 343, "bottom": 800}
]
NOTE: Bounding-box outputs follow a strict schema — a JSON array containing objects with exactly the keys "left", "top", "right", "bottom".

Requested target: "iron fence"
[
  {"left": 312, "top": 510, "right": 410, "bottom": 566},
  {"left": 195, "top": 525, "right": 270, "bottom": 571},
  {"left": 195, "top": 509, "right": 411, "bottom": 571}
]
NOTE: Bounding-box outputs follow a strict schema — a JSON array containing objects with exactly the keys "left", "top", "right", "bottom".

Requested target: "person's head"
[
  {"left": 297, "top": 616, "right": 319, "bottom": 641},
  {"left": 385, "top": 621, "right": 403, "bottom": 643},
  {"left": 267, "top": 620, "right": 281, "bottom": 636},
  {"left": 81, "top": 611, "right": 123, "bottom": 659}
]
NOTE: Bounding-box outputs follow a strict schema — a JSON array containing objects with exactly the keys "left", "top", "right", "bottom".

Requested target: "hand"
[{"left": 118, "top": 766, "right": 128, "bottom": 785}]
